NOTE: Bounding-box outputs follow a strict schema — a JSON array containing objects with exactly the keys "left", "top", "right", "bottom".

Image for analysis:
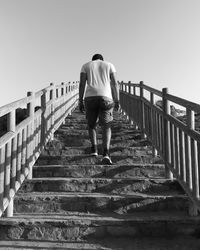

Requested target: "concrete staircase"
[{"left": 1, "top": 109, "right": 200, "bottom": 249}]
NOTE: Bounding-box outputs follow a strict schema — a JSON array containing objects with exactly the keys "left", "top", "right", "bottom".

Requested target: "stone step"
[
  {"left": 59, "top": 119, "right": 138, "bottom": 131},
  {"left": 33, "top": 164, "right": 165, "bottom": 178},
  {"left": 0, "top": 212, "right": 200, "bottom": 241},
  {"left": 14, "top": 192, "right": 188, "bottom": 214},
  {"left": 57, "top": 124, "right": 141, "bottom": 135},
  {"left": 64, "top": 111, "right": 130, "bottom": 123},
  {"left": 36, "top": 154, "right": 161, "bottom": 165},
  {"left": 19, "top": 178, "right": 184, "bottom": 195},
  {"left": 62, "top": 117, "right": 135, "bottom": 128},
  {"left": 50, "top": 136, "right": 149, "bottom": 147},
  {"left": 56, "top": 125, "right": 140, "bottom": 135},
  {"left": 41, "top": 145, "right": 154, "bottom": 157},
  {"left": 0, "top": 237, "right": 200, "bottom": 250},
  {"left": 42, "top": 142, "right": 153, "bottom": 156}
]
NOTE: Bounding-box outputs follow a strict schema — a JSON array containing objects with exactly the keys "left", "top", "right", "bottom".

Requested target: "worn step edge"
[
  {"left": 19, "top": 178, "right": 183, "bottom": 195},
  {"left": 28, "top": 177, "right": 173, "bottom": 182},
  {"left": 21, "top": 176, "right": 178, "bottom": 184},
  {"left": 62, "top": 146, "right": 153, "bottom": 150},
  {"left": 15, "top": 191, "right": 186, "bottom": 199},
  {"left": 33, "top": 164, "right": 165, "bottom": 172},
  {"left": 0, "top": 237, "right": 200, "bottom": 250},
  {"left": 33, "top": 164, "right": 166, "bottom": 178},
  {"left": 0, "top": 240, "right": 104, "bottom": 250},
  {"left": 34, "top": 163, "right": 165, "bottom": 167},
  {"left": 36, "top": 154, "right": 162, "bottom": 160},
  {"left": 1, "top": 211, "right": 200, "bottom": 223}
]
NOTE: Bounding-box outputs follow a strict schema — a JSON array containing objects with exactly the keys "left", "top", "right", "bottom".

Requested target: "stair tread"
[
  {"left": 35, "top": 163, "right": 165, "bottom": 167},
  {"left": 15, "top": 191, "right": 186, "bottom": 198},
  {"left": 2, "top": 211, "right": 200, "bottom": 222},
  {"left": 30, "top": 176, "right": 171, "bottom": 180},
  {"left": 0, "top": 237, "right": 200, "bottom": 250}
]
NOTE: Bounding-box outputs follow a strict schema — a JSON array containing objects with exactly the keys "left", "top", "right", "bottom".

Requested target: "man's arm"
[
  {"left": 110, "top": 72, "right": 119, "bottom": 102},
  {"left": 79, "top": 72, "right": 87, "bottom": 101},
  {"left": 79, "top": 72, "right": 87, "bottom": 113},
  {"left": 110, "top": 72, "right": 120, "bottom": 111}
]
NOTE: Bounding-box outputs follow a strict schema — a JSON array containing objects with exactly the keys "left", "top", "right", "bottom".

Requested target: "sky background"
[{"left": 1, "top": 0, "right": 200, "bottom": 106}]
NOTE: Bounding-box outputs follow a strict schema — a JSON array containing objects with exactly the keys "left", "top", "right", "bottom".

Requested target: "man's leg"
[
  {"left": 85, "top": 98, "right": 99, "bottom": 156},
  {"left": 88, "top": 125, "right": 98, "bottom": 155},
  {"left": 99, "top": 104, "right": 113, "bottom": 164},
  {"left": 102, "top": 124, "right": 111, "bottom": 156}
]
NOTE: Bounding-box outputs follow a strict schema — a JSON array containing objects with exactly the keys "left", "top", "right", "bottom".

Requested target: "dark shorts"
[{"left": 85, "top": 96, "right": 114, "bottom": 128}]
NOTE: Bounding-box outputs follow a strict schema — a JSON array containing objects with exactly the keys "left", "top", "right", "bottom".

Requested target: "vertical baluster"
[
  {"left": 5, "top": 109, "right": 15, "bottom": 217},
  {"left": 27, "top": 92, "right": 35, "bottom": 180},
  {"left": 38, "top": 114, "right": 42, "bottom": 149},
  {"left": 197, "top": 142, "right": 200, "bottom": 201},
  {"left": 157, "top": 113, "right": 161, "bottom": 153},
  {"left": 151, "top": 94, "right": 158, "bottom": 157},
  {"left": 186, "top": 108, "right": 198, "bottom": 215},
  {"left": 0, "top": 146, "right": 5, "bottom": 216},
  {"left": 127, "top": 81, "right": 131, "bottom": 122},
  {"left": 162, "top": 88, "right": 173, "bottom": 180},
  {"left": 5, "top": 141, "right": 12, "bottom": 217},
  {"left": 11, "top": 136, "right": 17, "bottom": 190},
  {"left": 21, "top": 128, "right": 27, "bottom": 177},
  {"left": 174, "top": 126, "right": 180, "bottom": 175},
  {"left": 16, "top": 131, "right": 22, "bottom": 183},
  {"left": 185, "top": 133, "right": 192, "bottom": 189},
  {"left": 185, "top": 109, "right": 194, "bottom": 190},
  {"left": 170, "top": 123, "right": 175, "bottom": 170},
  {"left": 191, "top": 139, "right": 199, "bottom": 198},
  {"left": 159, "top": 114, "right": 163, "bottom": 154},
  {"left": 61, "top": 82, "right": 66, "bottom": 124},
  {"left": 179, "top": 129, "right": 186, "bottom": 181},
  {"left": 50, "top": 83, "right": 55, "bottom": 140},
  {"left": 34, "top": 116, "right": 38, "bottom": 154},
  {"left": 140, "top": 81, "right": 146, "bottom": 139},
  {"left": 41, "top": 89, "right": 47, "bottom": 147},
  {"left": 154, "top": 111, "right": 158, "bottom": 150}
]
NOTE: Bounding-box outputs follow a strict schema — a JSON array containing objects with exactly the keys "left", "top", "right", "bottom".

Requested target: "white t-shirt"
[{"left": 81, "top": 59, "right": 116, "bottom": 100}]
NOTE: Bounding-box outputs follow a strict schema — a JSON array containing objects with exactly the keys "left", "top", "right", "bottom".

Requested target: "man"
[{"left": 79, "top": 54, "right": 120, "bottom": 164}]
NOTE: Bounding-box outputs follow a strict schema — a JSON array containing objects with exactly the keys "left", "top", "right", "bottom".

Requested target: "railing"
[
  {"left": 120, "top": 81, "right": 200, "bottom": 216},
  {"left": 0, "top": 82, "right": 79, "bottom": 217}
]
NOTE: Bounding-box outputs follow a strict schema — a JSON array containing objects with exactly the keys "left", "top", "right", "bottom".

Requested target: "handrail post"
[
  {"left": 119, "top": 81, "right": 123, "bottom": 114},
  {"left": 50, "top": 83, "right": 55, "bottom": 141},
  {"left": 187, "top": 108, "right": 199, "bottom": 216},
  {"left": 0, "top": 147, "right": 5, "bottom": 217},
  {"left": 41, "top": 89, "right": 47, "bottom": 147},
  {"left": 140, "top": 81, "right": 146, "bottom": 139},
  {"left": 151, "top": 92, "right": 157, "bottom": 157},
  {"left": 61, "top": 82, "right": 66, "bottom": 125},
  {"left": 128, "top": 81, "right": 134, "bottom": 124},
  {"left": 5, "top": 108, "right": 16, "bottom": 217},
  {"left": 162, "top": 88, "right": 173, "bottom": 180},
  {"left": 27, "top": 91, "right": 35, "bottom": 180},
  {"left": 68, "top": 82, "right": 72, "bottom": 116}
]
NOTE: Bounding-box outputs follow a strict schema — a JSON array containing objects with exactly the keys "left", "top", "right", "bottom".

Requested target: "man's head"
[{"left": 92, "top": 54, "right": 104, "bottom": 61}]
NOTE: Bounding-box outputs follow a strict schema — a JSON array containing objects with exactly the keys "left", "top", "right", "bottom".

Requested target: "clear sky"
[{"left": 1, "top": 0, "right": 200, "bottom": 106}]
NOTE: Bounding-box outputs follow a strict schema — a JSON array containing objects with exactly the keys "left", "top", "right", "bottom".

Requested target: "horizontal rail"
[
  {"left": 166, "top": 93, "right": 200, "bottom": 113},
  {"left": 0, "top": 81, "right": 79, "bottom": 217},
  {"left": 119, "top": 80, "right": 200, "bottom": 216}
]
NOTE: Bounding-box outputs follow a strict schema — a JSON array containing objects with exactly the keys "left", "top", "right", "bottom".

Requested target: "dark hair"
[{"left": 92, "top": 54, "right": 104, "bottom": 61}]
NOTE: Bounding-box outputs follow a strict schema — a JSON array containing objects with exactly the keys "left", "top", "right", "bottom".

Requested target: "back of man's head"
[{"left": 92, "top": 54, "right": 104, "bottom": 61}]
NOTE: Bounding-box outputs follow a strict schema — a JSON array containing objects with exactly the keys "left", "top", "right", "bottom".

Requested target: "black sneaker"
[
  {"left": 90, "top": 146, "right": 98, "bottom": 156},
  {"left": 102, "top": 155, "right": 112, "bottom": 165}
]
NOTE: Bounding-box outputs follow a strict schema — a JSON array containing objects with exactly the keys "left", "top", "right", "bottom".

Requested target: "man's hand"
[
  {"left": 79, "top": 100, "right": 85, "bottom": 113},
  {"left": 114, "top": 100, "right": 120, "bottom": 112}
]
